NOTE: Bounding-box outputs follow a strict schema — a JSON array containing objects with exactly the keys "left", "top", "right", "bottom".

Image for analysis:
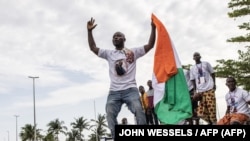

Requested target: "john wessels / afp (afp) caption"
[{"left": 115, "top": 125, "right": 249, "bottom": 141}]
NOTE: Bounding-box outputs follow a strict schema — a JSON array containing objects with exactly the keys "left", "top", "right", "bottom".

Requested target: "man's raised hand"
[{"left": 87, "top": 17, "right": 97, "bottom": 31}]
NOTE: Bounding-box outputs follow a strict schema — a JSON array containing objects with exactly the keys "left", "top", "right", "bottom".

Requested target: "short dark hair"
[
  {"left": 226, "top": 76, "right": 236, "bottom": 82},
  {"left": 193, "top": 52, "right": 200, "bottom": 56}
]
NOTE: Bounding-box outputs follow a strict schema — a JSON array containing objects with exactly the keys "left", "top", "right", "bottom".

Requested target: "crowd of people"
[
  {"left": 87, "top": 17, "right": 250, "bottom": 139},
  {"left": 139, "top": 80, "right": 159, "bottom": 125}
]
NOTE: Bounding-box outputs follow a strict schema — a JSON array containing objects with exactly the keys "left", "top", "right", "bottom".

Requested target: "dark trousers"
[{"left": 146, "top": 108, "right": 159, "bottom": 125}]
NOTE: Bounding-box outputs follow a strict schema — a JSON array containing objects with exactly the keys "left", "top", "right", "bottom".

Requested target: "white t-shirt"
[
  {"left": 190, "top": 61, "right": 214, "bottom": 93},
  {"left": 147, "top": 89, "right": 154, "bottom": 97},
  {"left": 98, "top": 47, "right": 145, "bottom": 91},
  {"left": 225, "top": 87, "right": 250, "bottom": 117}
]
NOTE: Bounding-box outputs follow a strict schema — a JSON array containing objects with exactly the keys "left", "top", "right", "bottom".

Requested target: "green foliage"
[
  {"left": 182, "top": 64, "right": 192, "bottom": 70},
  {"left": 20, "top": 124, "right": 43, "bottom": 141},
  {"left": 228, "top": 0, "right": 250, "bottom": 18},
  {"left": 47, "top": 118, "right": 68, "bottom": 141},
  {"left": 69, "top": 116, "right": 90, "bottom": 141},
  {"left": 43, "top": 132, "right": 55, "bottom": 141},
  {"left": 88, "top": 114, "right": 110, "bottom": 141},
  {"left": 226, "top": 34, "right": 250, "bottom": 42},
  {"left": 20, "top": 114, "right": 111, "bottom": 141},
  {"left": 215, "top": 0, "right": 250, "bottom": 91},
  {"left": 227, "top": 0, "right": 250, "bottom": 43}
]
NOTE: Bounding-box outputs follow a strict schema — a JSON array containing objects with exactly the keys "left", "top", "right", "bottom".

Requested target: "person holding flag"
[{"left": 86, "top": 17, "right": 156, "bottom": 138}]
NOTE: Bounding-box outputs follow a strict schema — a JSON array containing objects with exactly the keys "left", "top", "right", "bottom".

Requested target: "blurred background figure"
[
  {"left": 146, "top": 80, "right": 159, "bottom": 125},
  {"left": 121, "top": 117, "right": 128, "bottom": 125},
  {"left": 184, "top": 69, "right": 199, "bottom": 125}
]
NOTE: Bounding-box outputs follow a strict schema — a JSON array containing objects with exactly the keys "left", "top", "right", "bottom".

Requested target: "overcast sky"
[{"left": 0, "top": 0, "right": 245, "bottom": 140}]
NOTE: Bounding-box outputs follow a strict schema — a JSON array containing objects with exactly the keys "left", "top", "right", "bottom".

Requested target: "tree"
[
  {"left": 66, "top": 129, "right": 80, "bottom": 141},
  {"left": 47, "top": 118, "right": 67, "bottom": 141},
  {"left": 88, "top": 114, "right": 110, "bottom": 141},
  {"left": 43, "top": 132, "right": 55, "bottom": 141},
  {"left": 20, "top": 124, "right": 43, "bottom": 141},
  {"left": 227, "top": 0, "right": 250, "bottom": 43},
  {"left": 70, "top": 116, "right": 90, "bottom": 141},
  {"left": 215, "top": 0, "right": 250, "bottom": 91}
]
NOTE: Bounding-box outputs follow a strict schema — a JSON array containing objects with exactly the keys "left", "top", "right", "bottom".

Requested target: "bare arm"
[
  {"left": 144, "top": 20, "right": 156, "bottom": 53},
  {"left": 191, "top": 80, "right": 196, "bottom": 92},
  {"left": 225, "top": 106, "right": 230, "bottom": 115},
  {"left": 192, "top": 79, "right": 202, "bottom": 101},
  {"left": 87, "top": 17, "right": 99, "bottom": 55},
  {"left": 211, "top": 72, "right": 216, "bottom": 90}
]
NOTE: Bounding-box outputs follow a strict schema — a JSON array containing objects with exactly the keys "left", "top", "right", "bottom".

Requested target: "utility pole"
[
  {"left": 6, "top": 130, "right": 9, "bottom": 141},
  {"left": 28, "top": 76, "right": 39, "bottom": 141},
  {"left": 14, "top": 115, "right": 19, "bottom": 141}
]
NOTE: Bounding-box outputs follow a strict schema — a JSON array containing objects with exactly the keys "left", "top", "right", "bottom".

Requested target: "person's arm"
[
  {"left": 191, "top": 79, "right": 196, "bottom": 92},
  {"left": 211, "top": 72, "right": 216, "bottom": 90},
  {"left": 144, "top": 94, "right": 149, "bottom": 110},
  {"left": 144, "top": 19, "right": 156, "bottom": 53},
  {"left": 192, "top": 79, "right": 203, "bottom": 101},
  {"left": 225, "top": 106, "right": 230, "bottom": 115},
  {"left": 246, "top": 100, "right": 250, "bottom": 105},
  {"left": 87, "top": 17, "right": 99, "bottom": 55},
  {"left": 207, "top": 62, "right": 216, "bottom": 90}
]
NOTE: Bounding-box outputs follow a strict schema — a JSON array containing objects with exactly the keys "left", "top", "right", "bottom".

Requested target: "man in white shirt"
[
  {"left": 87, "top": 17, "right": 156, "bottom": 138},
  {"left": 217, "top": 77, "right": 250, "bottom": 125},
  {"left": 190, "top": 52, "right": 217, "bottom": 124}
]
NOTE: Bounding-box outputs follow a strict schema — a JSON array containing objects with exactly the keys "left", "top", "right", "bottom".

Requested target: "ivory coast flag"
[{"left": 152, "top": 14, "right": 192, "bottom": 124}]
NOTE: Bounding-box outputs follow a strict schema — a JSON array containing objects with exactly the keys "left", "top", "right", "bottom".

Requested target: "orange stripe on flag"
[{"left": 152, "top": 14, "right": 177, "bottom": 83}]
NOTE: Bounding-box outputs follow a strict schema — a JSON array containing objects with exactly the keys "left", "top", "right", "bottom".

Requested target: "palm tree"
[
  {"left": 70, "top": 116, "right": 90, "bottom": 141},
  {"left": 43, "top": 132, "right": 55, "bottom": 141},
  {"left": 88, "top": 114, "right": 110, "bottom": 141},
  {"left": 47, "top": 118, "right": 67, "bottom": 141},
  {"left": 88, "top": 133, "right": 96, "bottom": 141},
  {"left": 20, "top": 124, "right": 43, "bottom": 141},
  {"left": 66, "top": 129, "right": 80, "bottom": 141}
]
